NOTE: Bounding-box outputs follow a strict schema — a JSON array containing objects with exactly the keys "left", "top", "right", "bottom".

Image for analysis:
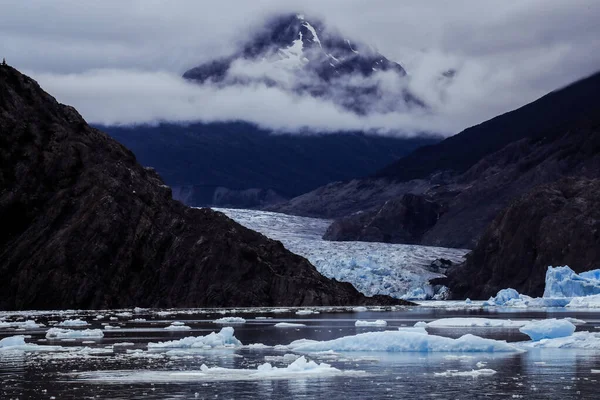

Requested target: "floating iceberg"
[
  {"left": 355, "top": 320, "right": 387, "bottom": 327},
  {"left": 427, "top": 318, "right": 526, "bottom": 328},
  {"left": 434, "top": 368, "right": 497, "bottom": 377},
  {"left": 58, "top": 318, "right": 89, "bottom": 327},
  {"left": 274, "top": 322, "right": 306, "bottom": 328},
  {"left": 518, "top": 319, "right": 576, "bottom": 341},
  {"left": 72, "top": 356, "right": 358, "bottom": 382},
  {"left": 287, "top": 330, "right": 522, "bottom": 353},
  {"left": 212, "top": 317, "right": 246, "bottom": 324},
  {"left": 484, "top": 266, "right": 600, "bottom": 308},
  {"left": 566, "top": 294, "right": 600, "bottom": 308},
  {"left": 164, "top": 322, "right": 191, "bottom": 331},
  {"left": 543, "top": 266, "right": 600, "bottom": 298},
  {"left": 0, "top": 320, "right": 44, "bottom": 329},
  {"left": 45, "top": 328, "right": 104, "bottom": 339},
  {"left": 147, "top": 327, "right": 241, "bottom": 349},
  {"left": 518, "top": 331, "right": 600, "bottom": 349},
  {"left": 0, "top": 335, "right": 66, "bottom": 352}
]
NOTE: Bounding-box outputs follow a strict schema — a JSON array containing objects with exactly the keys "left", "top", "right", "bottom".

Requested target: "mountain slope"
[
  {"left": 102, "top": 123, "right": 438, "bottom": 207},
  {"left": 376, "top": 71, "right": 600, "bottom": 181},
  {"left": 0, "top": 64, "right": 407, "bottom": 310},
  {"left": 440, "top": 178, "right": 600, "bottom": 299}
]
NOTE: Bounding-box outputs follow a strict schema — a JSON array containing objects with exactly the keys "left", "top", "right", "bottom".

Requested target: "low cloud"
[{"left": 5, "top": 0, "right": 600, "bottom": 136}]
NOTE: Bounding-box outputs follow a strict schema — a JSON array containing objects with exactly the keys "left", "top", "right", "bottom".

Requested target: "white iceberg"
[
  {"left": 0, "top": 335, "right": 65, "bottom": 352},
  {"left": 355, "top": 320, "right": 387, "bottom": 327},
  {"left": 164, "top": 323, "right": 191, "bottom": 331},
  {"left": 58, "top": 318, "right": 89, "bottom": 327},
  {"left": 287, "top": 330, "right": 522, "bottom": 353},
  {"left": 0, "top": 320, "right": 44, "bottom": 329},
  {"left": 147, "top": 327, "right": 241, "bottom": 349},
  {"left": 72, "top": 356, "right": 359, "bottom": 382},
  {"left": 274, "top": 322, "right": 306, "bottom": 328},
  {"left": 434, "top": 368, "right": 497, "bottom": 377},
  {"left": 212, "top": 317, "right": 246, "bottom": 324},
  {"left": 518, "top": 319, "right": 576, "bottom": 341},
  {"left": 295, "top": 310, "right": 318, "bottom": 315},
  {"left": 518, "top": 331, "right": 600, "bottom": 349},
  {"left": 567, "top": 294, "right": 600, "bottom": 308},
  {"left": 427, "top": 318, "right": 526, "bottom": 328},
  {"left": 45, "top": 328, "right": 104, "bottom": 339}
]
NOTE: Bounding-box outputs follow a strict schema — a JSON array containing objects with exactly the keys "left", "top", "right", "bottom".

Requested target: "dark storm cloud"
[{"left": 1, "top": 0, "right": 599, "bottom": 135}]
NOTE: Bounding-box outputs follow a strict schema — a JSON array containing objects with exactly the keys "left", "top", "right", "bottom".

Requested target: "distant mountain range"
[{"left": 103, "top": 123, "right": 438, "bottom": 208}]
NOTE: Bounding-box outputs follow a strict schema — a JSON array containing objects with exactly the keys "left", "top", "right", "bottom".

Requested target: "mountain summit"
[{"left": 183, "top": 13, "right": 420, "bottom": 114}]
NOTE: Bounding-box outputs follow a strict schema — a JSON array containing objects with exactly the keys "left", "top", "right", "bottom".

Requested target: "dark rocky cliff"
[
  {"left": 0, "top": 65, "right": 408, "bottom": 310},
  {"left": 440, "top": 178, "right": 600, "bottom": 299}
]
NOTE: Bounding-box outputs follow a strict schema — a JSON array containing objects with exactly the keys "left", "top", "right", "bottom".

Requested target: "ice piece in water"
[
  {"left": 566, "top": 294, "right": 600, "bottom": 308},
  {"left": 287, "top": 330, "right": 522, "bottom": 353},
  {"left": 0, "top": 335, "right": 27, "bottom": 347},
  {"left": 518, "top": 319, "right": 576, "bottom": 341},
  {"left": 147, "top": 327, "right": 242, "bottom": 349},
  {"left": 0, "top": 320, "right": 44, "bottom": 329},
  {"left": 352, "top": 307, "right": 368, "bottom": 312},
  {"left": 543, "top": 266, "right": 600, "bottom": 298},
  {"left": 518, "top": 331, "right": 600, "bottom": 349},
  {"left": 45, "top": 328, "right": 104, "bottom": 339},
  {"left": 295, "top": 310, "right": 318, "bottom": 315},
  {"left": 427, "top": 318, "right": 526, "bottom": 328},
  {"left": 355, "top": 320, "right": 387, "bottom": 327},
  {"left": 164, "top": 323, "right": 191, "bottom": 330},
  {"left": 414, "top": 321, "right": 428, "bottom": 327},
  {"left": 72, "top": 355, "right": 358, "bottom": 382},
  {"left": 58, "top": 318, "right": 89, "bottom": 327},
  {"left": 274, "top": 322, "right": 306, "bottom": 328},
  {"left": 212, "top": 317, "right": 246, "bottom": 324},
  {"left": 434, "top": 368, "right": 497, "bottom": 377}
]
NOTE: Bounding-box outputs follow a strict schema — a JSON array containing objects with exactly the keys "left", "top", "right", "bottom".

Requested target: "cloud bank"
[{"left": 3, "top": 0, "right": 600, "bottom": 136}]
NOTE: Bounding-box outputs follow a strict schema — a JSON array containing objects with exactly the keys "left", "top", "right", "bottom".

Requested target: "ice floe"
[
  {"left": 164, "top": 322, "right": 191, "bottom": 331},
  {"left": 57, "top": 318, "right": 89, "bottom": 327},
  {"left": 72, "top": 356, "right": 360, "bottom": 383},
  {"left": 0, "top": 335, "right": 66, "bottom": 352},
  {"left": 519, "top": 319, "right": 576, "bottom": 341},
  {"left": 274, "top": 322, "right": 306, "bottom": 328},
  {"left": 0, "top": 320, "right": 44, "bottom": 329},
  {"left": 286, "top": 330, "right": 522, "bottom": 353},
  {"left": 434, "top": 368, "right": 497, "bottom": 377},
  {"left": 212, "top": 317, "right": 246, "bottom": 324},
  {"left": 427, "top": 318, "right": 526, "bottom": 328},
  {"left": 518, "top": 331, "right": 600, "bottom": 349},
  {"left": 355, "top": 320, "right": 387, "bottom": 327},
  {"left": 147, "top": 327, "right": 241, "bottom": 349},
  {"left": 45, "top": 328, "right": 104, "bottom": 339}
]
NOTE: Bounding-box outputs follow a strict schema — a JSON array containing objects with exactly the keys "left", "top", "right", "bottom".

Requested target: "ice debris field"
[{"left": 213, "top": 208, "right": 468, "bottom": 300}]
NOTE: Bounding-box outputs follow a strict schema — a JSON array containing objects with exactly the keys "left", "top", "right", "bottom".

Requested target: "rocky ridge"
[{"left": 0, "top": 64, "right": 408, "bottom": 310}]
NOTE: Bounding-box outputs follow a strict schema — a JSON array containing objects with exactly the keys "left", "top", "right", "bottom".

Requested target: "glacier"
[{"left": 213, "top": 208, "right": 468, "bottom": 300}]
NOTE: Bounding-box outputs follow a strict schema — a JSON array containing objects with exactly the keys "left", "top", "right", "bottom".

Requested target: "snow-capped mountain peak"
[{"left": 183, "top": 13, "right": 420, "bottom": 115}]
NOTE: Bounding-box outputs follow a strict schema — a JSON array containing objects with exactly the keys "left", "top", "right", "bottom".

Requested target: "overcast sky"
[{"left": 1, "top": 0, "right": 599, "bottom": 136}]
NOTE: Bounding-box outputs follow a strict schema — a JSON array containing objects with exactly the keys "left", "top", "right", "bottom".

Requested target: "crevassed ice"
[{"left": 213, "top": 208, "right": 468, "bottom": 300}]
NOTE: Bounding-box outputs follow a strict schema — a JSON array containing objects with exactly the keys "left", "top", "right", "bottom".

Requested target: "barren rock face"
[
  {"left": 442, "top": 178, "right": 600, "bottom": 299},
  {"left": 0, "top": 65, "right": 407, "bottom": 310}
]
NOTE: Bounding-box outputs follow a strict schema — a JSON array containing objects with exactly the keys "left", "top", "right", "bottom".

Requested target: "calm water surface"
[{"left": 1, "top": 306, "right": 600, "bottom": 399}]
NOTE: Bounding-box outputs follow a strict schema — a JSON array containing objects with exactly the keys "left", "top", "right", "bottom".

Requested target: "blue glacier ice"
[
  {"left": 519, "top": 319, "right": 576, "bottom": 341},
  {"left": 543, "top": 266, "right": 600, "bottom": 298}
]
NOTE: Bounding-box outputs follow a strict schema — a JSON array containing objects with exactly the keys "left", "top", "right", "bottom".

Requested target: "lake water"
[{"left": 2, "top": 305, "right": 600, "bottom": 399}]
